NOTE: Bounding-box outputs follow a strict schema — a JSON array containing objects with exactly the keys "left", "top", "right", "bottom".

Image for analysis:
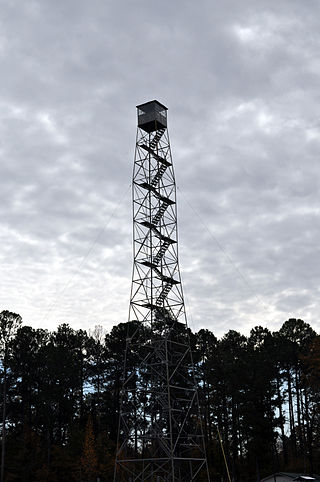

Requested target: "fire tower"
[{"left": 114, "top": 101, "right": 210, "bottom": 481}]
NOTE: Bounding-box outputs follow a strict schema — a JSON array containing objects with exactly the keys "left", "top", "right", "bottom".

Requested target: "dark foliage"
[{"left": 0, "top": 311, "right": 318, "bottom": 481}]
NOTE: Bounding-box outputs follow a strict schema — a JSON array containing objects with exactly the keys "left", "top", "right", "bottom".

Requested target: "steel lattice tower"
[{"left": 114, "top": 101, "right": 210, "bottom": 481}]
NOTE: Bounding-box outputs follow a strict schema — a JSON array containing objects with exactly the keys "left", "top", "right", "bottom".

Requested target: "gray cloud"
[{"left": 0, "top": 0, "right": 320, "bottom": 337}]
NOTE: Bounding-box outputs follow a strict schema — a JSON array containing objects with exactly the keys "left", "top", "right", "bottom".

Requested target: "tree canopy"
[{"left": 0, "top": 310, "right": 318, "bottom": 481}]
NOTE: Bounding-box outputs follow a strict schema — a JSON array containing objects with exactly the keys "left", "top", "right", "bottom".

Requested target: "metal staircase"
[
  {"left": 153, "top": 239, "right": 171, "bottom": 266},
  {"left": 151, "top": 200, "right": 170, "bottom": 226},
  {"left": 150, "top": 127, "right": 166, "bottom": 149}
]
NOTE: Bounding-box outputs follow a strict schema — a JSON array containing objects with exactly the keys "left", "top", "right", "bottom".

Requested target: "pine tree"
[{"left": 0, "top": 310, "right": 22, "bottom": 482}]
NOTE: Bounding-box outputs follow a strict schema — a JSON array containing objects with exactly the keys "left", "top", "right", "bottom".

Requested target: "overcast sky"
[{"left": 1, "top": 0, "right": 320, "bottom": 338}]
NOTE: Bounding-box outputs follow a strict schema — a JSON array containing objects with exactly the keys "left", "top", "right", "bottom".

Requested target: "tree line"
[{"left": 0, "top": 310, "right": 319, "bottom": 481}]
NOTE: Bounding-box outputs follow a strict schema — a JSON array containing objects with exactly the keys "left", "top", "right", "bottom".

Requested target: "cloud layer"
[{"left": 1, "top": 0, "right": 320, "bottom": 337}]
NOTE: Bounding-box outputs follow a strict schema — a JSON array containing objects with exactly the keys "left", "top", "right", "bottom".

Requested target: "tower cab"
[{"left": 136, "top": 100, "right": 167, "bottom": 133}]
